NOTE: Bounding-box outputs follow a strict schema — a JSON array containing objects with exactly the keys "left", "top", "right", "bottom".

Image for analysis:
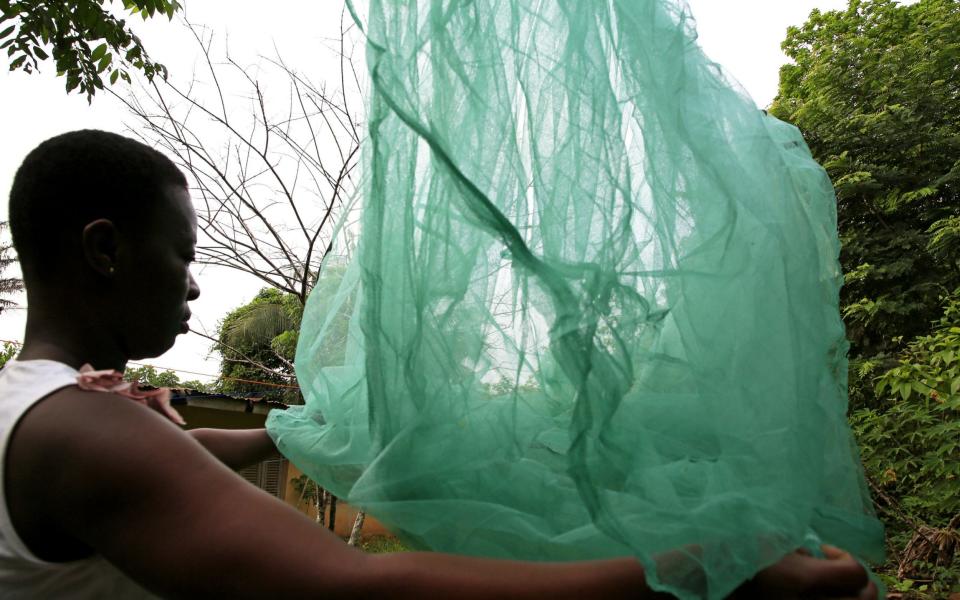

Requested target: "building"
[{"left": 171, "top": 389, "right": 391, "bottom": 539}]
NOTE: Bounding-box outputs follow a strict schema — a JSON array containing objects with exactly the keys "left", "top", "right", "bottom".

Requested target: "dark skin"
[{"left": 6, "top": 184, "right": 878, "bottom": 598}]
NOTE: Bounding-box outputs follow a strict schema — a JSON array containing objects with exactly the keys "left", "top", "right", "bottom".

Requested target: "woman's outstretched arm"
[
  {"left": 188, "top": 427, "right": 279, "bottom": 470},
  {"left": 9, "top": 389, "right": 876, "bottom": 599}
]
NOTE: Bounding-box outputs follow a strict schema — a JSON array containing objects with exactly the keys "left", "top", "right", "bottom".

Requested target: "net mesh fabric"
[{"left": 267, "top": 1, "right": 885, "bottom": 597}]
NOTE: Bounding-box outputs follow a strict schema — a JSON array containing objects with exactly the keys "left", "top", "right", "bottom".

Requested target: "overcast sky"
[{"left": 0, "top": 0, "right": 850, "bottom": 382}]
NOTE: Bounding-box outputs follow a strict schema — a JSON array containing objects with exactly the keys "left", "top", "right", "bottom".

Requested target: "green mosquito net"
[{"left": 267, "top": 1, "right": 885, "bottom": 597}]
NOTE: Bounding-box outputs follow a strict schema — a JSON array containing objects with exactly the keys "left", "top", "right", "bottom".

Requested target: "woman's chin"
[{"left": 129, "top": 337, "right": 178, "bottom": 361}]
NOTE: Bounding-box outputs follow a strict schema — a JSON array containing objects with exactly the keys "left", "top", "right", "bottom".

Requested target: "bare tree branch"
[
  {"left": 116, "top": 21, "right": 361, "bottom": 307},
  {"left": 114, "top": 21, "right": 363, "bottom": 386}
]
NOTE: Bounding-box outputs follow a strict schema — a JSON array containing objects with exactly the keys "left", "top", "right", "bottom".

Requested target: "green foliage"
[
  {"left": 0, "top": 0, "right": 181, "bottom": 100},
  {"left": 179, "top": 379, "right": 211, "bottom": 393},
  {"left": 290, "top": 473, "right": 322, "bottom": 507},
  {"left": 771, "top": 0, "right": 960, "bottom": 373},
  {"left": 123, "top": 364, "right": 211, "bottom": 392},
  {"left": 854, "top": 291, "right": 960, "bottom": 517},
  {"left": 305, "top": 263, "right": 352, "bottom": 367},
  {"left": 773, "top": 2, "right": 960, "bottom": 593},
  {"left": 215, "top": 264, "right": 354, "bottom": 403},
  {"left": 124, "top": 364, "right": 180, "bottom": 388},
  {"left": 359, "top": 536, "right": 410, "bottom": 554},
  {"left": 216, "top": 288, "right": 303, "bottom": 404},
  {"left": 486, "top": 376, "right": 540, "bottom": 397},
  {"left": 0, "top": 341, "right": 17, "bottom": 369},
  {"left": 851, "top": 292, "right": 960, "bottom": 595}
]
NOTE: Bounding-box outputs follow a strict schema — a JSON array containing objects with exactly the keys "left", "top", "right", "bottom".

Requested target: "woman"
[{"left": 0, "top": 130, "right": 877, "bottom": 598}]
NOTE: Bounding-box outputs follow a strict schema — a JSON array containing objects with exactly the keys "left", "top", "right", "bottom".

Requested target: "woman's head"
[{"left": 9, "top": 130, "right": 200, "bottom": 360}]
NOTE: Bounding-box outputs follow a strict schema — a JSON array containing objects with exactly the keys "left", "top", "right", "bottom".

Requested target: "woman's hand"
[{"left": 732, "top": 545, "right": 877, "bottom": 600}]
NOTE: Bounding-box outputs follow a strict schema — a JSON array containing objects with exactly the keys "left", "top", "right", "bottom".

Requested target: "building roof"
[{"left": 169, "top": 389, "right": 289, "bottom": 416}]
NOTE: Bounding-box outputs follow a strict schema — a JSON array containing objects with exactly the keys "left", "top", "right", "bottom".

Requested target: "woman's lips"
[{"left": 180, "top": 320, "right": 190, "bottom": 334}]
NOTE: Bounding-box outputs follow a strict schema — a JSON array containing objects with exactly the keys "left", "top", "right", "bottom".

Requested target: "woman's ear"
[{"left": 81, "top": 219, "right": 119, "bottom": 277}]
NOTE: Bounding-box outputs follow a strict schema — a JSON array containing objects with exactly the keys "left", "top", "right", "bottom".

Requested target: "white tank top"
[{"left": 0, "top": 359, "right": 157, "bottom": 599}]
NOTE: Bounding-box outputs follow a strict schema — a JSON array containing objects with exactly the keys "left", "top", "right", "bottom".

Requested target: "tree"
[
  {"left": 771, "top": 0, "right": 960, "bottom": 382},
  {"left": 850, "top": 289, "right": 960, "bottom": 595},
  {"left": 0, "top": 222, "right": 24, "bottom": 314},
  {"left": 119, "top": 17, "right": 362, "bottom": 308},
  {"left": 215, "top": 287, "right": 301, "bottom": 403},
  {"left": 124, "top": 363, "right": 210, "bottom": 392},
  {"left": 1, "top": 0, "right": 180, "bottom": 100},
  {"left": 212, "top": 259, "right": 353, "bottom": 403},
  {"left": 346, "top": 510, "right": 365, "bottom": 547},
  {"left": 291, "top": 473, "right": 329, "bottom": 527},
  {"left": 771, "top": 1, "right": 960, "bottom": 594}
]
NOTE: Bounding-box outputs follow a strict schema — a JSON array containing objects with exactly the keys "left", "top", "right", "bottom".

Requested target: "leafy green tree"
[
  {"left": 123, "top": 364, "right": 211, "bottom": 392},
  {"left": 771, "top": 0, "right": 960, "bottom": 384},
  {"left": 124, "top": 364, "right": 180, "bottom": 388},
  {"left": 216, "top": 288, "right": 302, "bottom": 403},
  {"left": 772, "top": 1, "right": 960, "bottom": 594},
  {"left": 851, "top": 289, "right": 960, "bottom": 595},
  {"left": 214, "top": 263, "right": 352, "bottom": 404},
  {"left": 179, "top": 379, "right": 211, "bottom": 393},
  {"left": 1, "top": 0, "right": 181, "bottom": 100}
]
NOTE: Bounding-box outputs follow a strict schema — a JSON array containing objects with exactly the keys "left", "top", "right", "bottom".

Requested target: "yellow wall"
[
  {"left": 179, "top": 405, "right": 266, "bottom": 429},
  {"left": 180, "top": 399, "right": 393, "bottom": 540},
  {"left": 282, "top": 463, "right": 393, "bottom": 538}
]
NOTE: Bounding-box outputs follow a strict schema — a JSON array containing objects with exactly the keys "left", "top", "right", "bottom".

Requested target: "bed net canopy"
[{"left": 267, "top": 2, "right": 885, "bottom": 597}]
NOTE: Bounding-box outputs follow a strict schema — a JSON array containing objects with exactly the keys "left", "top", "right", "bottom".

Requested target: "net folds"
[{"left": 267, "top": 1, "right": 885, "bottom": 597}]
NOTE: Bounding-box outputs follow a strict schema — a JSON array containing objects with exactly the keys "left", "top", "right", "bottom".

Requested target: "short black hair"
[{"left": 9, "top": 130, "right": 187, "bottom": 279}]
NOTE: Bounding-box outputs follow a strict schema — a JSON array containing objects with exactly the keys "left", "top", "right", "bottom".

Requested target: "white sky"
[{"left": 0, "top": 0, "right": 849, "bottom": 383}]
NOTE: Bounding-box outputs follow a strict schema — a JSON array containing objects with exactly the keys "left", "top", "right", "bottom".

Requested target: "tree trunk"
[
  {"left": 295, "top": 477, "right": 307, "bottom": 509},
  {"left": 347, "top": 511, "right": 366, "bottom": 546},
  {"left": 315, "top": 483, "right": 328, "bottom": 527},
  {"left": 327, "top": 494, "right": 338, "bottom": 532}
]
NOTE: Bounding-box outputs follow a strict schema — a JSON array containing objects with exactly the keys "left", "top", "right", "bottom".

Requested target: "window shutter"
[
  {"left": 262, "top": 459, "right": 283, "bottom": 497},
  {"left": 238, "top": 459, "right": 287, "bottom": 499},
  {"left": 239, "top": 463, "right": 262, "bottom": 487}
]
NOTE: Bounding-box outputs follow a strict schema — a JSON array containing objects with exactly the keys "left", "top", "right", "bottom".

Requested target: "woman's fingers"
[
  {"left": 820, "top": 545, "right": 852, "bottom": 560},
  {"left": 819, "top": 546, "right": 877, "bottom": 600},
  {"left": 815, "top": 545, "right": 876, "bottom": 600},
  {"left": 799, "top": 549, "right": 871, "bottom": 597},
  {"left": 812, "top": 580, "right": 878, "bottom": 600},
  {"left": 860, "top": 580, "right": 879, "bottom": 600},
  {"left": 733, "top": 547, "right": 877, "bottom": 600}
]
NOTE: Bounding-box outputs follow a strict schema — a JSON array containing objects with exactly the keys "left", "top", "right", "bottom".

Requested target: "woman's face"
[{"left": 116, "top": 185, "right": 201, "bottom": 360}]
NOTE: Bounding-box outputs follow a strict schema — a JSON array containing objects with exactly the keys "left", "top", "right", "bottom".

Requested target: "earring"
[{"left": 108, "top": 267, "right": 115, "bottom": 274}]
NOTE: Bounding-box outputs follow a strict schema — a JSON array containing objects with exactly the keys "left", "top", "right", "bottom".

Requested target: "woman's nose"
[{"left": 187, "top": 271, "right": 201, "bottom": 301}]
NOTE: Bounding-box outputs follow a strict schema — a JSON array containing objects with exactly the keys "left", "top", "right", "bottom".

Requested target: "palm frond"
[{"left": 222, "top": 302, "right": 296, "bottom": 347}]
